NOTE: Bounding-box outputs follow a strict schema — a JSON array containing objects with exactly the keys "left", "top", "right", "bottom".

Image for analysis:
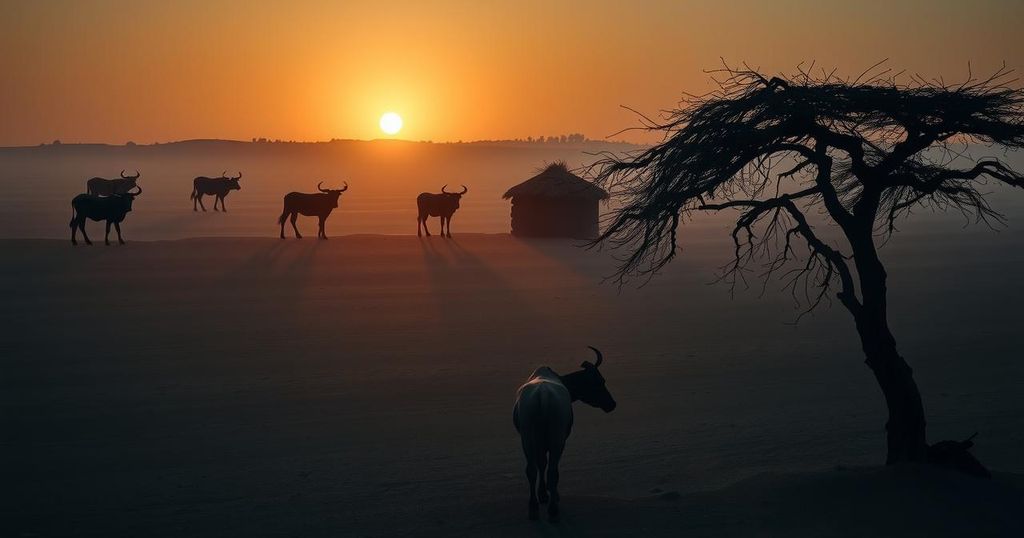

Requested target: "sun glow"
[{"left": 379, "top": 112, "right": 403, "bottom": 135}]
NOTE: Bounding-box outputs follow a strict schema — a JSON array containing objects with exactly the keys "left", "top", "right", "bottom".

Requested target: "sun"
[{"left": 379, "top": 112, "right": 403, "bottom": 135}]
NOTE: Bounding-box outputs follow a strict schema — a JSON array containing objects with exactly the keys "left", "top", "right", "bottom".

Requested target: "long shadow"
[
  {"left": 210, "top": 238, "right": 319, "bottom": 347},
  {"left": 419, "top": 236, "right": 565, "bottom": 347},
  {"left": 509, "top": 235, "right": 613, "bottom": 281},
  {"left": 449, "top": 236, "right": 618, "bottom": 333}
]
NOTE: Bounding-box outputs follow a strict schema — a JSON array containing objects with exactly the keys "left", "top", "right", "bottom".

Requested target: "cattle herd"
[
  {"left": 69, "top": 169, "right": 617, "bottom": 523},
  {"left": 68, "top": 170, "right": 471, "bottom": 244}
]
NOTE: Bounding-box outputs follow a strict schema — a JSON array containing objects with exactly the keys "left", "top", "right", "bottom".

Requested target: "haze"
[{"left": 1, "top": 0, "right": 1021, "bottom": 146}]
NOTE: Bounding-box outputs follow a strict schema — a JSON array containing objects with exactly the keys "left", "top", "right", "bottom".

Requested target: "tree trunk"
[
  {"left": 848, "top": 226, "right": 929, "bottom": 464},
  {"left": 856, "top": 318, "right": 929, "bottom": 463}
]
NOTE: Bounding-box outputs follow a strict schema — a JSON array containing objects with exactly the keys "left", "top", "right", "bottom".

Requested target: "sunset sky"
[{"left": 1, "top": 0, "right": 1021, "bottom": 146}]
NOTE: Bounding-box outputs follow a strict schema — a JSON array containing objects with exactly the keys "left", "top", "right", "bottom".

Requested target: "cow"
[
  {"left": 278, "top": 181, "right": 349, "bottom": 239},
  {"left": 416, "top": 184, "right": 467, "bottom": 238},
  {"left": 191, "top": 171, "right": 242, "bottom": 212},
  {"left": 86, "top": 169, "right": 140, "bottom": 196},
  {"left": 513, "top": 346, "right": 617, "bottom": 522},
  {"left": 69, "top": 185, "right": 143, "bottom": 246}
]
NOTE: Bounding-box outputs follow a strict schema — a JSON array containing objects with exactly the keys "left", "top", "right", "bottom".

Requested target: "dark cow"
[
  {"left": 278, "top": 181, "right": 349, "bottom": 239},
  {"left": 69, "top": 185, "right": 143, "bottom": 246},
  {"left": 513, "top": 347, "right": 616, "bottom": 522},
  {"left": 192, "top": 171, "right": 242, "bottom": 212},
  {"left": 86, "top": 170, "right": 140, "bottom": 196},
  {"left": 416, "top": 184, "right": 467, "bottom": 238}
]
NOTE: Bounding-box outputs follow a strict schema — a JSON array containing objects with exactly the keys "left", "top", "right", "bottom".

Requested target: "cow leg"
[
  {"left": 520, "top": 433, "right": 540, "bottom": 520},
  {"left": 446, "top": 215, "right": 453, "bottom": 238},
  {"left": 220, "top": 195, "right": 228, "bottom": 212},
  {"left": 80, "top": 221, "right": 92, "bottom": 245},
  {"left": 536, "top": 450, "right": 549, "bottom": 504},
  {"left": 70, "top": 217, "right": 78, "bottom": 245},
  {"left": 318, "top": 216, "right": 327, "bottom": 239},
  {"left": 192, "top": 192, "right": 197, "bottom": 211},
  {"left": 546, "top": 444, "right": 564, "bottom": 522},
  {"left": 525, "top": 459, "right": 540, "bottom": 520},
  {"left": 114, "top": 221, "right": 125, "bottom": 244},
  {"left": 197, "top": 194, "right": 207, "bottom": 212},
  {"left": 417, "top": 215, "right": 422, "bottom": 237},
  {"left": 290, "top": 213, "right": 302, "bottom": 238},
  {"left": 105, "top": 221, "right": 112, "bottom": 246},
  {"left": 421, "top": 217, "right": 431, "bottom": 237}
]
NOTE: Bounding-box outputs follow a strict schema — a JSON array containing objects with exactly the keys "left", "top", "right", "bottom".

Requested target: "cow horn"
[
  {"left": 339, "top": 181, "right": 348, "bottom": 192},
  {"left": 233, "top": 171, "right": 242, "bottom": 180},
  {"left": 318, "top": 181, "right": 329, "bottom": 193},
  {"left": 120, "top": 169, "right": 128, "bottom": 178},
  {"left": 441, "top": 184, "right": 450, "bottom": 194},
  {"left": 129, "top": 185, "right": 142, "bottom": 196},
  {"left": 587, "top": 346, "right": 603, "bottom": 367},
  {"left": 459, "top": 184, "right": 468, "bottom": 195},
  {"left": 133, "top": 169, "right": 140, "bottom": 178}
]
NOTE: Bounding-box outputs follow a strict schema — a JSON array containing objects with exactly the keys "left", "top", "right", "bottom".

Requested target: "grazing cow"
[
  {"left": 69, "top": 185, "right": 143, "bottom": 246},
  {"left": 278, "top": 181, "right": 349, "bottom": 239},
  {"left": 416, "top": 184, "right": 467, "bottom": 238},
  {"left": 513, "top": 347, "right": 617, "bottom": 521},
  {"left": 192, "top": 171, "right": 242, "bottom": 212},
  {"left": 86, "top": 170, "right": 140, "bottom": 196}
]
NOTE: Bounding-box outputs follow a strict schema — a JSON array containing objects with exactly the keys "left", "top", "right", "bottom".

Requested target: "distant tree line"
[
  {"left": 280, "top": 133, "right": 594, "bottom": 145},
  {"left": 35, "top": 134, "right": 620, "bottom": 147}
]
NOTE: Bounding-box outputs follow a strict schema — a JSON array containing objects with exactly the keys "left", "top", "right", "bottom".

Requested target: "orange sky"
[{"left": 1, "top": 0, "right": 1021, "bottom": 146}]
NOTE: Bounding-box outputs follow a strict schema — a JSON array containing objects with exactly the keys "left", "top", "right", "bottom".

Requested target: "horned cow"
[
  {"left": 278, "top": 181, "right": 348, "bottom": 239},
  {"left": 513, "top": 346, "right": 617, "bottom": 522},
  {"left": 69, "top": 185, "right": 143, "bottom": 245},
  {"left": 416, "top": 184, "right": 467, "bottom": 238},
  {"left": 192, "top": 171, "right": 242, "bottom": 212},
  {"left": 86, "top": 170, "right": 140, "bottom": 196}
]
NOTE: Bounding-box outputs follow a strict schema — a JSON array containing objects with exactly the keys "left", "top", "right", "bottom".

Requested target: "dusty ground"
[{"left": 2, "top": 235, "right": 1023, "bottom": 537}]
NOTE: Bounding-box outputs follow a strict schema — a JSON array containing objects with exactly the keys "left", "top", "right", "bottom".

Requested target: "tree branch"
[{"left": 699, "top": 189, "right": 861, "bottom": 314}]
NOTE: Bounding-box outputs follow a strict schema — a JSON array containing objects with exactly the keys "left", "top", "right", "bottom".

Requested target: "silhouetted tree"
[{"left": 590, "top": 64, "right": 1024, "bottom": 464}]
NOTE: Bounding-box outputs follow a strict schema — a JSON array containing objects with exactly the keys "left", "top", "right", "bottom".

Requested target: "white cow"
[{"left": 513, "top": 347, "right": 617, "bottom": 521}]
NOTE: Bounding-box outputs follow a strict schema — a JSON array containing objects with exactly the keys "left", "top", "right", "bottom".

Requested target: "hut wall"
[{"left": 510, "top": 196, "right": 600, "bottom": 239}]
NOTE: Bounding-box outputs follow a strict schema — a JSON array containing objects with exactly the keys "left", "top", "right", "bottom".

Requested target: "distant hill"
[{"left": 0, "top": 137, "right": 643, "bottom": 154}]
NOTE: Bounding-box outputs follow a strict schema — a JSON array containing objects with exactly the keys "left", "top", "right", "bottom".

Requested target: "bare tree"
[{"left": 589, "top": 63, "right": 1024, "bottom": 464}]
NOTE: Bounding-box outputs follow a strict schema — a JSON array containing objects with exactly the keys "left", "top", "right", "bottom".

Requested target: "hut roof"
[{"left": 502, "top": 162, "right": 609, "bottom": 200}]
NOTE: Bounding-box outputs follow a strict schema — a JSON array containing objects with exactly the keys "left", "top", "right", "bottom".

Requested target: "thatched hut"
[{"left": 502, "top": 162, "right": 609, "bottom": 239}]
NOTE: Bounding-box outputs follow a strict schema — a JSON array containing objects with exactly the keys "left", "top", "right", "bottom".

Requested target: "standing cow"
[
  {"left": 86, "top": 170, "right": 140, "bottom": 196},
  {"left": 192, "top": 171, "right": 242, "bottom": 212},
  {"left": 416, "top": 184, "right": 467, "bottom": 238},
  {"left": 513, "top": 347, "right": 617, "bottom": 522},
  {"left": 69, "top": 185, "right": 143, "bottom": 245},
  {"left": 278, "top": 181, "right": 348, "bottom": 239}
]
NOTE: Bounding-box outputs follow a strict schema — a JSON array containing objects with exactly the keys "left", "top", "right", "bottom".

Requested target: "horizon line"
[{"left": 0, "top": 136, "right": 643, "bottom": 150}]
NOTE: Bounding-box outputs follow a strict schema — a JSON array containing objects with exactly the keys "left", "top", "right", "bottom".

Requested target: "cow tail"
[
  {"left": 277, "top": 212, "right": 286, "bottom": 225},
  {"left": 190, "top": 188, "right": 196, "bottom": 201}
]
